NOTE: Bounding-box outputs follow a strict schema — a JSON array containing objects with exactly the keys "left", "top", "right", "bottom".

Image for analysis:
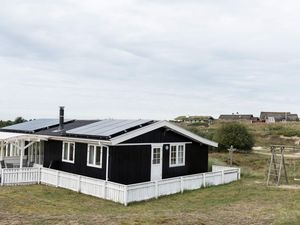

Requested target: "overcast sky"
[{"left": 1, "top": 0, "right": 300, "bottom": 120}]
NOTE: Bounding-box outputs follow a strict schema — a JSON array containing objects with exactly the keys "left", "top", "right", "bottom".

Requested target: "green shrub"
[{"left": 213, "top": 122, "right": 254, "bottom": 152}]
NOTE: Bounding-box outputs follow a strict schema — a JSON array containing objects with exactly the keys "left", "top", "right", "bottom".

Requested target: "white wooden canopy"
[
  {"left": 0, "top": 132, "right": 47, "bottom": 142},
  {"left": 0, "top": 132, "right": 28, "bottom": 141},
  {"left": 0, "top": 132, "right": 48, "bottom": 168}
]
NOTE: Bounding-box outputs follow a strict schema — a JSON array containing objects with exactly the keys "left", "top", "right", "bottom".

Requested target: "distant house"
[
  {"left": 219, "top": 114, "right": 256, "bottom": 121},
  {"left": 174, "top": 116, "right": 214, "bottom": 124},
  {"left": 260, "top": 112, "right": 299, "bottom": 123}
]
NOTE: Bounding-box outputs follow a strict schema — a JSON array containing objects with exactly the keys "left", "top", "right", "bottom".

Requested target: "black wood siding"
[
  {"left": 112, "top": 128, "right": 209, "bottom": 183},
  {"left": 162, "top": 143, "right": 208, "bottom": 179},
  {"left": 123, "top": 127, "right": 192, "bottom": 143},
  {"left": 43, "top": 127, "right": 209, "bottom": 184},
  {"left": 109, "top": 145, "right": 151, "bottom": 185},
  {"left": 43, "top": 140, "right": 106, "bottom": 180}
]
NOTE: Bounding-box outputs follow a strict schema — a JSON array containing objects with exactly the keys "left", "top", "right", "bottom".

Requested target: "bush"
[{"left": 213, "top": 122, "right": 254, "bottom": 152}]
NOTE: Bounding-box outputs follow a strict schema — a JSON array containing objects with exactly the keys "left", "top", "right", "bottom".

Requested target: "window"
[
  {"left": 169, "top": 144, "right": 185, "bottom": 167},
  {"left": 4, "top": 142, "right": 21, "bottom": 157},
  {"left": 62, "top": 142, "right": 75, "bottom": 163},
  {"left": 152, "top": 147, "right": 161, "bottom": 164},
  {"left": 87, "top": 145, "right": 106, "bottom": 168},
  {"left": 28, "top": 142, "right": 44, "bottom": 165}
]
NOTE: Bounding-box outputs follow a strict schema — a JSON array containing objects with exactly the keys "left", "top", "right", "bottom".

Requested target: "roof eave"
[{"left": 110, "top": 121, "right": 218, "bottom": 147}]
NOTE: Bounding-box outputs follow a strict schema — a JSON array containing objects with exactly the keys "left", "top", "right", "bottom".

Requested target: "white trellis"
[{"left": 0, "top": 132, "right": 47, "bottom": 169}]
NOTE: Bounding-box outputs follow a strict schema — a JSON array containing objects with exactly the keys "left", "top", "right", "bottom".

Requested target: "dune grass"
[
  {"left": 1, "top": 152, "right": 300, "bottom": 225},
  {"left": 181, "top": 121, "right": 300, "bottom": 147}
]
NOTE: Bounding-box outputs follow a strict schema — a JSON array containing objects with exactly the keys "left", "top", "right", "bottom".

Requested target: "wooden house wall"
[
  {"left": 108, "top": 145, "right": 151, "bottom": 185},
  {"left": 110, "top": 128, "right": 209, "bottom": 184},
  {"left": 43, "top": 128, "right": 209, "bottom": 185},
  {"left": 43, "top": 140, "right": 107, "bottom": 180}
]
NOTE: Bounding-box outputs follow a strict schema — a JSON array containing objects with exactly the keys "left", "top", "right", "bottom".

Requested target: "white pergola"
[{"left": 0, "top": 132, "right": 48, "bottom": 168}]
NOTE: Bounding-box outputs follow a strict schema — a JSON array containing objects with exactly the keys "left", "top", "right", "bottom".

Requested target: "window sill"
[
  {"left": 169, "top": 164, "right": 185, "bottom": 168},
  {"left": 87, "top": 164, "right": 102, "bottom": 169},
  {"left": 62, "top": 160, "right": 75, "bottom": 164}
]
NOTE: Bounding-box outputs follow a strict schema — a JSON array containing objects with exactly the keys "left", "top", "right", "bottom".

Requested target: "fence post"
[
  {"left": 18, "top": 169, "right": 20, "bottom": 184},
  {"left": 103, "top": 181, "right": 107, "bottom": 199},
  {"left": 38, "top": 167, "right": 41, "bottom": 184},
  {"left": 77, "top": 175, "right": 81, "bottom": 192},
  {"left": 155, "top": 181, "right": 158, "bottom": 199},
  {"left": 221, "top": 170, "right": 225, "bottom": 184},
  {"left": 124, "top": 185, "right": 128, "bottom": 206},
  {"left": 56, "top": 170, "right": 59, "bottom": 187},
  {"left": 238, "top": 168, "right": 241, "bottom": 180},
  {"left": 180, "top": 177, "right": 184, "bottom": 193},
  {"left": 203, "top": 173, "right": 206, "bottom": 188},
  {"left": 1, "top": 169, "right": 4, "bottom": 186}
]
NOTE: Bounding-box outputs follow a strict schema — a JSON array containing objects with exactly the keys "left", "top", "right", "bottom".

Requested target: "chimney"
[{"left": 59, "top": 106, "right": 65, "bottom": 131}]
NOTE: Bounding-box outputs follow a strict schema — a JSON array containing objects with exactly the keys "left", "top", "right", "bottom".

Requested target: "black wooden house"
[{"left": 1, "top": 108, "right": 218, "bottom": 185}]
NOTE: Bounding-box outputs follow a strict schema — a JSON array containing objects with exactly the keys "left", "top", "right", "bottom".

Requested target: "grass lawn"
[{"left": 1, "top": 153, "right": 300, "bottom": 225}]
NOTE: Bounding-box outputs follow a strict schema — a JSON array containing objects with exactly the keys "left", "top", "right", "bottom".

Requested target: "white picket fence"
[
  {"left": 0, "top": 167, "right": 40, "bottom": 185},
  {"left": 0, "top": 166, "right": 240, "bottom": 206}
]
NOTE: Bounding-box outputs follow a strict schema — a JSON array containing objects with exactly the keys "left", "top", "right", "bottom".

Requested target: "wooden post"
[
  {"left": 203, "top": 173, "right": 206, "bottom": 188},
  {"left": 0, "top": 141, "right": 4, "bottom": 161},
  {"left": 38, "top": 167, "right": 41, "bottom": 184},
  {"left": 77, "top": 175, "right": 81, "bottom": 192},
  {"left": 105, "top": 147, "right": 109, "bottom": 181},
  {"left": 56, "top": 170, "right": 59, "bottom": 187},
  {"left": 228, "top": 145, "right": 236, "bottom": 166},
  {"left": 103, "top": 181, "right": 107, "bottom": 199},
  {"left": 19, "top": 141, "right": 25, "bottom": 169},
  {"left": 180, "top": 177, "right": 184, "bottom": 193},
  {"left": 155, "top": 181, "right": 158, "bottom": 199},
  {"left": 221, "top": 170, "right": 225, "bottom": 184},
  {"left": 1, "top": 168, "right": 4, "bottom": 186},
  {"left": 124, "top": 185, "right": 128, "bottom": 206}
]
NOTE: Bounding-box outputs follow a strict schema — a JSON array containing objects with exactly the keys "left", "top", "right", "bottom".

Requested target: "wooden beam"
[
  {"left": 0, "top": 141, "right": 3, "bottom": 161},
  {"left": 20, "top": 141, "right": 24, "bottom": 168},
  {"left": 105, "top": 147, "right": 109, "bottom": 181}
]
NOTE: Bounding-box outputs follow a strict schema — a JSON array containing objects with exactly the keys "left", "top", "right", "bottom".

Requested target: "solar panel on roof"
[
  {"left": 2, "top": 119, "right": 73, "bottom": 132},
  {"left": 67, "top": 119, "right": 153, "bottom": 137}
]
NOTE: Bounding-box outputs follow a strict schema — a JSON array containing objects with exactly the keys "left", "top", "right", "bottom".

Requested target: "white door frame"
[{"left": 151, "top": 144, "right": 163, "bottom": 181}]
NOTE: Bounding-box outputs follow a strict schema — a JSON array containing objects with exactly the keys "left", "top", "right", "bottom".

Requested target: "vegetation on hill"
[
  {"left": 0, "top": 117, "right": 27, "bottom": 128},
  {"left": 213, "top": 122, "right": 254, "bottom": 151},
  {"left": 178, "top": 120, "right": 300, "bottom": 148}
]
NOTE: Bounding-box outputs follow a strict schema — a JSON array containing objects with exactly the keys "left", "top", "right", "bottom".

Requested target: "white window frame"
[
  {"left": 28, "top": 142, "right": 44, "bottom": 165},
  {"left": 62, "top": 142, "right": 75, "bottom": 163},
  {"left": 87, "top": 144, "right": 104, "bottom": 168},
  {"left": 169, "top": 144, "right": 185, "bottom": 167}
]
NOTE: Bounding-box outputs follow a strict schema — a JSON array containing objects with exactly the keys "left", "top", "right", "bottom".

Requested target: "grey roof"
[
  {"left": 260, "top": 112, "right": 299, "bottom": 121},
  {"left": 219, "top": 114, "right": 254, "bottom": 120},
  {"left": 2, "top": 119, "right": 74, "bottom": 133},
  {"left": 67, "top": 119, "right": 154, "bottom": 137}
]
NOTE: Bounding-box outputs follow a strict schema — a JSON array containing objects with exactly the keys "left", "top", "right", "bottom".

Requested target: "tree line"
[{"left": 0, "top": 117, "right": 27, "bottom": 128}]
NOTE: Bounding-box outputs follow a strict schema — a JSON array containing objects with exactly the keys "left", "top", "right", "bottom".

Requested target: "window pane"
[
  {"left": 63, "top": 143, "right": 68, "bottom": 160},
  {"left": 171, "top": 146, "right": 177, "bottom": 165},
  {"left": 178, "top": 145, "right": 184, "bottom": 164},
  {"left": 69, "top": 143, "right": 74, "bottom": 161},
  {"left": 89, "top": 146, "right": 94, "bottom": 164},
  {"left": 153, "top": 148, "right": 160, "bottom": 164},
  {"left": 95, "top": 147, "right": 101, "bottom": 166}
]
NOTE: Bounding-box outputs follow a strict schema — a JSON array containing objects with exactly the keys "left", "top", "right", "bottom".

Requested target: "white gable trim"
[{"left": 110, "top": 121, "right": 218, "bottom": 147}]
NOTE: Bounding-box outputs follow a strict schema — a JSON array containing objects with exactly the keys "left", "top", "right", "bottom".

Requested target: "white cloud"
[{"left": 1, "top": 0, "right": 300, "bottom": 120}]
